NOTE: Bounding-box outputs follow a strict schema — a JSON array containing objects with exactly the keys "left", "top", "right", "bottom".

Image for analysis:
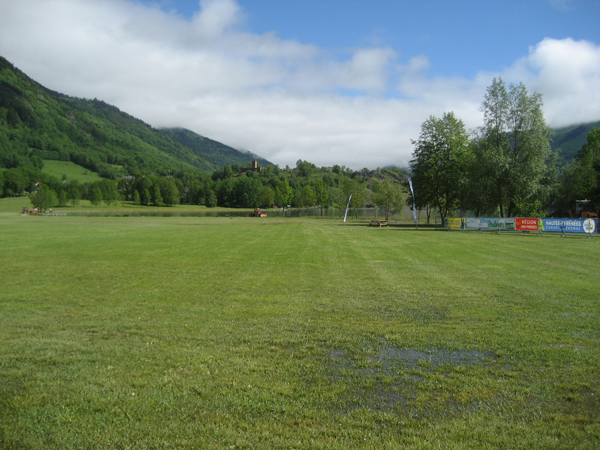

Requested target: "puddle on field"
[
  {"left": 329, "top": 345, "right": 493, "bottom": 373},
  {"left": 327, "top": 341, "right": 495, "bottom": 412},
  {"left": 371, "top": 346, "right": 492, "bottom": 368}
]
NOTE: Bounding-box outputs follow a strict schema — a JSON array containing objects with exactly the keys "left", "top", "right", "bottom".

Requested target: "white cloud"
[
  {"left": 527, "top": 38, "right": 600, "bottom": 127},
  {"left": 192, "top": 0, "right": 241, "bottom": 39},
  {"left": 0, "top": 0, "right": 598, "bottom": 169}
]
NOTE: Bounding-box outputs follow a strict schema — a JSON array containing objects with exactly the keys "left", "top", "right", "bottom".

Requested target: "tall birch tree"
[
  {"left": 475, "top": 78, "right": 555, "bottom": 217},
  {"left": 410, "top": 111, "right": 469, "bottom": 226}
]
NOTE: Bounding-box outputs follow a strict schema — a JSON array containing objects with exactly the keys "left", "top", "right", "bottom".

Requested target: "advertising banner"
[
  {"left": 540, "top": 218, "right": 597, "bottom": 234},
  {"left": 465, "top": 217, "right": 515, "bottom": 231},
  {"left": 445, "top": 218, "right": 464, "bottom": 229},
  {"left": 515, "top": 218, "right": 539, "bottom": 231}
]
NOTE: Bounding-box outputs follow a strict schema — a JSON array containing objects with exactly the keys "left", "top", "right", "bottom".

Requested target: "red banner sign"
[{"left": 516, "top": 218, "right": 539, "bottom": 231}]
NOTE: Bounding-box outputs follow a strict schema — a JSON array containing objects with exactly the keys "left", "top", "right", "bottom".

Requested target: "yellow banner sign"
[{"left": 446, "top": 218, "right": 464, "bottom": 229}]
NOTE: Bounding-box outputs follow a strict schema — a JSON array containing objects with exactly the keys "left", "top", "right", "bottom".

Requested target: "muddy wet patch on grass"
[
  {"left": 371, "top": 346, "right": 494, "bottom": 368},
  {"left": 327, "top": 340, "right": 497, "bottom": 413}
]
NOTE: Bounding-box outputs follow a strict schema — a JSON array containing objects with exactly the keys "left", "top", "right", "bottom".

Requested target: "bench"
[{"left": 370, "top": 219, "right": 388, "bottom": 227}]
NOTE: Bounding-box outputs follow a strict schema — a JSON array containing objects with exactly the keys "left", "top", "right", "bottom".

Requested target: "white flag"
[
  {"left": 407, "top": 175, "right": 417, "bottom": 224},
  {"left": 343, "top": 194, "right": 352, "bottom": 223}
]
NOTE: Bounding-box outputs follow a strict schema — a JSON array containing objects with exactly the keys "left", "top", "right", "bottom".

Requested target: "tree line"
[
  {"left": 409, "top": 78, "right": 599, "bottom": 223},
  {"left": 3, "top": 72, "right": 597, "bottom": 219},
  {"left": 2, "top": 157, "right": 409, "bottom": 218}
]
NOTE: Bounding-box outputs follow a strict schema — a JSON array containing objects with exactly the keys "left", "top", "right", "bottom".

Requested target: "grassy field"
[
  {"left": 41, "top": 160, "right": 104, "bottom": 184},
  {"left": 0, "top": 196, "right": 33, "bottom": 214},
  {"left": 0, "top": 196, "right": 244, "bottom": 216},
  {"left": 1, "top": 214, "right": 599, "bottom": 449}
]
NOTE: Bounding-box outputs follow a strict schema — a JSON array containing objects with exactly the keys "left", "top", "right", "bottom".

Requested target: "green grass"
[
  {"left": 0, "top": 196, "right": 246, "bottom": 215},
  {"left": 41, "top": 160, "right": 104, "bottom": 183},
  {"left": 1, "top": 215, "right": 599, "bottom": 448},
  {"left": 0, "top": 196, "right": 33, "bottom": 214}
]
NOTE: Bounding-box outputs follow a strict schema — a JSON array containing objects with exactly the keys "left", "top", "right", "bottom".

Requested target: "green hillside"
[
  {"left": 0, "top": 56, "right": 272, "bottom": 177},
  {"left": 41, "top": 160, "right": 104, "bottom": 184},
  {"left": 550, "top": 120, "right": 600, "bottom": 164},
  {"left": 161, "top": 127, "right": 272, "bottom": 170}
]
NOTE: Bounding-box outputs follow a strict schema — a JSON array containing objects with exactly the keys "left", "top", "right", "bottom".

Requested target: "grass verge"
[{"left": 1, "top": 215, "right": 599, "bottom": 448}]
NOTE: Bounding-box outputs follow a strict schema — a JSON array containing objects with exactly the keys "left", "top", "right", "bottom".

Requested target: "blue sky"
[
  {"left": 146, "top": 0, "right": 600, "bottom": 79},
  {"left": 1, "top": 0, "right": 599, "bottom": 168}
]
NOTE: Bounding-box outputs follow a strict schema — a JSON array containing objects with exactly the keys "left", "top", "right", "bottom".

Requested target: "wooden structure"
[{"left": 370, "top": 219, "right": 388, "bottom": 227}]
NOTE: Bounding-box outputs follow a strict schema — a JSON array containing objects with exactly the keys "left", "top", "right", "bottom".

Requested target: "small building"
[{"left": 240, "top": 161, "right": 262, "bottom": 173}]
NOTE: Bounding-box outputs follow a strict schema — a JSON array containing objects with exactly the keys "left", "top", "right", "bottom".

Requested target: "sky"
[{"left": 0, "top": 0, "right": 599, "bottom": 169}]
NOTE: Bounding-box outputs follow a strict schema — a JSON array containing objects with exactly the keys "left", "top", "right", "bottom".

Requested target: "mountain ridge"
[
  {"left": 550, "top": 120, "right": 600, "bottom": 164},
  {"left": 0, "top": 55, "right": 273, "bottom": 177},
  {"left": 1, "top": 55, "right": 598, "bottom": 177}
]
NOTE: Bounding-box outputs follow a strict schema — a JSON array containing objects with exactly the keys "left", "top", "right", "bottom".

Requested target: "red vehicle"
[{"left": 249, "top": 208, "right": 267, "bottom": 217}]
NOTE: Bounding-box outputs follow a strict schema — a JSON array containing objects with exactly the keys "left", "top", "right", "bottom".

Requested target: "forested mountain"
[
  {"left": 550, "top": 121, "right": 600, "bottom": 164},
  {"left": 0, "top": 55, "right": 406, "bottom": 214},
  {"left": 1, "top": 54, "right": 596, "bottom": 179},
  {"left": 161, "top": 127, "right": 271, "bottom": 171},
  {"left": 0, "top": 56, "right": 272, "bottom": 177},
  {"left": 1, "top": 55, "right": 598, "bottom": 217}
]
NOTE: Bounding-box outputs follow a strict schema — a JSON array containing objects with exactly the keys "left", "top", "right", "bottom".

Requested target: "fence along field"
[
  {"left": 0, "top": 213, "right": 599, "bottom": 448},
  {"left": 446, "top": 216, "right": 598, "bottom": 236}
]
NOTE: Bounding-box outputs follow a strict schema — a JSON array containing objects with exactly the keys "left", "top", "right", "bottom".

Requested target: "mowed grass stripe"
[{"left": 1, "top": 215, "right": 599, "bottom": 448}]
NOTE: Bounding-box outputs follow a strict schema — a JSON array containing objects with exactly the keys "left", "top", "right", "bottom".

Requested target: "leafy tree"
[
  {"left": 313, "top": 179, "right": 330, "bottom": 216},
  {"left": 339, "top": 177, "right": 355, "bottom": 217},
  {"left": 232, "top": 177, "right": 262, "bottom": 208},
  {"left": 460, "top": 137, "right": 495, "bottom": 217},
  {"left": 274, "top": 179, "right": 293, "bottom": 213},
  {"left": 371, "top": 180, "right": 404, "bottom": 220},
  {"left": 410, "top": 111, "right": 469, "bottom": 225},
  {"left": 205, "top": 190, "right": 217, "bottom": 207},
  {"left": 350, "top": 182, "right": 367, "bottom": 218},
  {"left": 186, "top": 180, "right": 203, "bottom": 205},
  {"left": 152, "top": 185, "right": 163, "bottom": 207},
  {"left": 135, "top": 176, "right": 153, "bottom": 202},
  {"left": 340, "top": 177, "right": 356, "bottom": 206},
  {"left": 473, "top": 78, "right": 555, "bottom": 217},
  {"left": 2, "top": 168, "right": 28, "bottom": 196},
  {"left": 559, "top": 128, "right": 600, "bottom": 203},
  {"left": 330, "top": 187, "right": 346, "bottom": 217},
  {"left": 295, "top": 185, "right": 316, "bottom": 213},
  {"left": 30, "top": 155, "right": 44, "bottom": 170},
  {"left": 29, "top": 184, "right": 57, "bottom": 212},
  {"left": 260, "top": 185, "right": 274, "bottom": 209},
  {"left": 161, "top": 178, "right": 180, "bottom": 206},
  {"left": 104, "top": 184, "right": 118, "bottom": 206},
  {"left": 58, "top": 190, "right": 67, "bottom": 207},
  {"left": 69, "top": 188, "right": 81, "bottom": 207},
  {"left": 296, "top": 159, "right": 315, "bottom": 177},
  {"left": 404, "top": 178, "right": 433, "bottom": 223},
  {"left": 340, "top": 176, "right": 366, "bottom": 218},
  {"left": 142, "top": 188, "right": 151, "bottom": 206},
  {"left": 90, "top": 187, "right": 103, "bottom": 206},
  {"left": 133, "top": 189, "right": 141, "bottom": 205},
  {"left": 322, "top": 173, "right": 335, "bottom": 187}
]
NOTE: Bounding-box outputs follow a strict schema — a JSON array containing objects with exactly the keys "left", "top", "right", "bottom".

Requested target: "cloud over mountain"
[{"left": 1, "top": 0, "right": 598, "bottom": 169}]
